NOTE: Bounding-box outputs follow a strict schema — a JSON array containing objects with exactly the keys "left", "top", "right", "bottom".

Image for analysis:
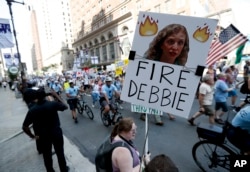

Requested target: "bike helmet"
[{"left": 105, "top": 77, "right": 112, "bottom": 82}]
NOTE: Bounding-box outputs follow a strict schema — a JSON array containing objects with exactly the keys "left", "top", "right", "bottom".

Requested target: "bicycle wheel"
[
  {"left": 115, "top": 112, "right": 123, "bottom": 124},
  {"left": 84, "top": 104, "right": 94, "bottom": 120},
  {"left": 76, "top": 101, "right": 83, "bottom": 114},
  {"left": 100, "top": 110, "right": 110, "bottom": 127},
  {"left": 192, "top": 140, "right": 235, "bottom": 172}
]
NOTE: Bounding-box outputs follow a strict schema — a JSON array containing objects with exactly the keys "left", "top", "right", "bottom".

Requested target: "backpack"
[
  {"left": 240, "top": 81, "right": 250, "bottom": 94},
  {"left": 95, "top": 136, "right": 133, "bottom": 172}
]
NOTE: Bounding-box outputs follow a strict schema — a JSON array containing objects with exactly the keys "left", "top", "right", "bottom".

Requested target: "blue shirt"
[
  {"left": 66, "top": 86, "right": 79, "bottom": 99},
  {"left": 214, "top": 79, "right": 228, "bottom": 102},
  {"left": 232, "top": 106, "right": 250, "bottom": 134},
  {"left": 114, "top": 80, "right": 122, "bottom": 92},
  {"left": 101, "top": 84, "right": 117, "bottom": 100},
  {"left": 52, "top": 83, "right": 62, "bottom": 92}
]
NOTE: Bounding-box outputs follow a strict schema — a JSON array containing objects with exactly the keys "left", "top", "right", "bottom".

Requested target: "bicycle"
[
  {"left": 191, "top": 116, "right": 247, "bottom": 172},
  {"left": 100, "top": 99, "right": 123, "bottom": 127},
  {"left": 76, "top": 94, "right": 94, "bottom": 120}
]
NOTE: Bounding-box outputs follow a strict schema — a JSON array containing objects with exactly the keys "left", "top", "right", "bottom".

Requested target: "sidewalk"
[{"left": 0, "top": 87, "right": 95, "bottom": 172}]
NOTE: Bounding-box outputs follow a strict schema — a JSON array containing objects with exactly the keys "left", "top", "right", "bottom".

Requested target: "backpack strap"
[{"left": 111, "top": 141, "right": 133, "bottom": 158}]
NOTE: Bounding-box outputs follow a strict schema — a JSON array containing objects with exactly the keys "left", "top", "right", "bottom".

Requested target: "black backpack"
[
  {"left": 240, "top": 81, "right": 250, "bottom": 94},
  {"left": 95, "top": 136, "right": 133, "bottom": 172}
]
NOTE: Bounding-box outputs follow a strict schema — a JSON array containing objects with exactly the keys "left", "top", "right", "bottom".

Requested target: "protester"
[
  {"left": 224, "top": 66, "right": 238, "bottom": 108},
  {"left": 188, "top": 74, "right": 215, "bottom": 125},
  {"left": 110, "top": 117, "right": 141, "bottom": 171},
  {"left": 100, "top": 76, "right": 120, "bottom": 123},
  {"left": 52, "top": 80, "right": 63, "bottom": 96},
  {"left": 214, "top": 73, "right": 234, "bottom": 124},
  {"left": 22, "top": 88, "right": 69, "bottom": 172},
  {"left": 144, "top": 154, "right": 179, "bottom": 172},
  {"left": 227, "top": 106, "right": 250, "bottom": 155},
  {"left": 114, "top": 75, "right": 124, "bottom": 109},
  {"left": 91, "top": 79, "right": 101, "bottom": 108},
  {"left": 65, "top": 80, "right": 84, "bottom": 123}
]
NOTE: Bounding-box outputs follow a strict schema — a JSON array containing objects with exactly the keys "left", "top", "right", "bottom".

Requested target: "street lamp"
[{"left": 6, "top": 0, "right": 25, "bottom": 82}]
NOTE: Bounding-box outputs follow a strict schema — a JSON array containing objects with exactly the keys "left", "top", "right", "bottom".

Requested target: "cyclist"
[
  {"left": 52, "top": 81, "right": 63, "bottom": 96},
  {"left": 227, "top": 106, "right": 250, "bottom": 155},
  {"left": 65, "top": 80, "right": 84, "bottom": 123},
  {"left": 99, "top": 76, "right": 120, "bottom": 123}
]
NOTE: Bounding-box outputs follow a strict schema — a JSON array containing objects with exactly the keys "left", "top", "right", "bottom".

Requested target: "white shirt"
[{"left": 199, "top": 82, "right": 214, "bottom": 105}]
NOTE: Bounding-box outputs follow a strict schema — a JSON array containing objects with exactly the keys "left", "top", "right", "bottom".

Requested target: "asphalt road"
[{"left": 58, "top": 91, "right": 244, "bottom": 172}]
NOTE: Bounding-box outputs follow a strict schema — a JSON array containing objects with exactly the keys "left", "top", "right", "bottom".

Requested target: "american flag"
[{"left": 206, "top": 24, "right": 248, "bottom": 66}]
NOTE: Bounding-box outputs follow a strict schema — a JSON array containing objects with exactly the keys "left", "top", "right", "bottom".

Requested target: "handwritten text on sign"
[
  {"left": 121, "top": 59, "right": 199, "bottom": 118},
  {"left": 131, "top": 104, "right": 163, "bottom": 115}
]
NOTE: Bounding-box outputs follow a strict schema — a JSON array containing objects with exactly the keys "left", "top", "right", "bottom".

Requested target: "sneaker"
[
  {"left": 119, "top": 105, "right": 123, "bottom": 110},
  {"left": 233, "top": 106, "right": 241, "bottom": 113},
  {"left": 92, "top": 104, "right": 95, "bottom": 108},
  {"left": 215, "top": 118, "right": 224, "bottom": 125},
  {"left": 230, "top": 105, "right": 236, "bottom": 108},
  {"left": 74, "top": 118, "right": 78, "bottom": 123},
  {"left": 156, "top": 121, "right": 164, "bottom": 126},
  {"left": 187, "top": 118, "right": 195, "bottom": 126}
]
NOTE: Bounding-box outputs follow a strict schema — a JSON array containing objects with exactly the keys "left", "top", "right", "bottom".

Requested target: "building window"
[
  {"left": 102, "top": 45, "right": 107, "bottom": 61},
  {"left": 95, "top": 47, "right": 100, "bottom": 59},
  {"left": 90, "top": 49, "right": 94, "bottom": 56},
  {"left": 109, "top": 42, "right": 115, "bottom": 59}
]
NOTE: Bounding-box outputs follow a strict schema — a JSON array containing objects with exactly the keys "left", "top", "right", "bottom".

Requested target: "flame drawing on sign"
[
  {"left": 138, "top": 15, "right": 158, "bottom": 36},
  {"left": 193, "top": 24, "right": 212, "bottom": 42}
]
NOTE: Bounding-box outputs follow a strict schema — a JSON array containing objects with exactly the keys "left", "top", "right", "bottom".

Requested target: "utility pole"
[{"left": 6, "top": 0, "right": 25, "bottom": 83}]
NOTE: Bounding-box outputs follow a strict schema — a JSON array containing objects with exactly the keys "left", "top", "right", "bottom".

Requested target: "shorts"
[
  {"left": 67, "top": 98, "right": 78, "bottom": 110},
  {"left": 84, "top": 84, "right": 90, "bottom": 90},
  {"left": 100, "top": 98, "right": 116, "bottom": 110},
  {"left": 200, "top": 105, "right": 214, "bottom": 116},
  {"left": 215, "top": 102, "right": 228, "bottom": 112},
  {"left": 228, "top": 89, "right": 237, "bottom": 97}
]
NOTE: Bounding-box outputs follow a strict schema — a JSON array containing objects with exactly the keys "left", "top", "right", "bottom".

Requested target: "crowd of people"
[{"left": 2, "top": 57, "right": 250, "bottom": 171}]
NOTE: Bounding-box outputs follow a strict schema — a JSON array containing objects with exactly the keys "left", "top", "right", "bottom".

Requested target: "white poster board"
[{"left": 121, "top": 12, "right": 218, "bottom": 118}]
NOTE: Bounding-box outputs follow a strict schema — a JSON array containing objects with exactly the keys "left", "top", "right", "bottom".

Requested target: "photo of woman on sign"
[
  {"left": 144, "top": 23, "right": 190, "bottom": 66},
  {"left": 140, "top": 24, "right": 190, "bottom": 125}
]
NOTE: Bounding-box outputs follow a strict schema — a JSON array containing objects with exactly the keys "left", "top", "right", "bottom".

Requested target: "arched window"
[
  {"left": 108, "top": 32, "right": 113, "bottom": 40},
  {"left": 101, "top": 35, "right": 106, "bottom": 42},
  {"left": 94, "top": 39, "right": 98, "bottom": 45}
]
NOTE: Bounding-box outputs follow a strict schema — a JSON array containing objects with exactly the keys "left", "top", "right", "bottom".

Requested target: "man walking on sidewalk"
[{"left": 22, "top": 88, "right": 69, "bottom": 172}]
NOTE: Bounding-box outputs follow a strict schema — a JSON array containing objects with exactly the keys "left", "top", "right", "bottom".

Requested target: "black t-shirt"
[{"left": 23, "top": 99, "right": 68, "bottom": 137}]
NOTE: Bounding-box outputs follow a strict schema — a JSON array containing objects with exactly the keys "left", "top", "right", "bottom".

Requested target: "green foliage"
[{"left": 41, "top": 63, "right": 59, "bottom": 72}]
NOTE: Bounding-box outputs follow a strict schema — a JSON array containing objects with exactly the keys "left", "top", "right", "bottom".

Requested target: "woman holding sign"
[{"left": 140, "top": 24, "right": 190, "bottom": 125}]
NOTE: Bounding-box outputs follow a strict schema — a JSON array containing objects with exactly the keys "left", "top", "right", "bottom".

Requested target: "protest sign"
[{"left": 121, "top": 12, "right": 218, "bottom": 118}]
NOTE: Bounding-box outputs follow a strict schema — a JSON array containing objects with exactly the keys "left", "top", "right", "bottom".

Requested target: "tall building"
[
  {"left": 30, "top": 0, "right": 73, "bottom": 73},
  {"left": 70, "top": 0, "right": 232, "bottom": 69}
]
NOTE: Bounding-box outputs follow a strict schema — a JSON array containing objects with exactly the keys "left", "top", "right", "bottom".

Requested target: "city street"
[{"left": 58, "top": 91, "right": 243, "bottom": 172}]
